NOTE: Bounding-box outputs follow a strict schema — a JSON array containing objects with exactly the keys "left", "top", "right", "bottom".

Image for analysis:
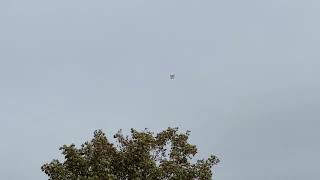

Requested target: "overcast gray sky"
[{"left": 1, "top": 0, "right": 320, "bottom": 179}]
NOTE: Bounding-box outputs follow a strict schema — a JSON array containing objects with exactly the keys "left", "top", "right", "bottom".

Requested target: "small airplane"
[{"left": 170, "top": 73, "right": 175, "bottom": 80}]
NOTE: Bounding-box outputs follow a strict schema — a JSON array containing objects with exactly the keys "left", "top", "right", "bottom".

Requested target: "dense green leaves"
[{"left": 41, "top": 128, "right": 219, "bottom": 180}]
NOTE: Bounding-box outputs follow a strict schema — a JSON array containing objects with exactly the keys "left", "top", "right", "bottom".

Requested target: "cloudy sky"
[{"left": 1, "top": 0, "right": 320, "bottom": 179}]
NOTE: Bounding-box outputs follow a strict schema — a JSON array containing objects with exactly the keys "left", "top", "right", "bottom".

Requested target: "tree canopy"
[{"left": 41, "top": 127, "right": 220, "bottom": 180}]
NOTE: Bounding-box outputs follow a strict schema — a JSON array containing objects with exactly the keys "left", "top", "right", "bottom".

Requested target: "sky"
[{"left": 1, "top": 0, "right": 320, "bottom": 179}]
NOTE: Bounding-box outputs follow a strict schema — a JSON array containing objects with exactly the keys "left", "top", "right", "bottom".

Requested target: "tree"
[{"left": 41, "top": 127, "right": 220, "bottom": 180}]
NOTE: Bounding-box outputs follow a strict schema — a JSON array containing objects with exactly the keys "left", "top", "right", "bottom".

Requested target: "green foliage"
[{"left": 41, "top": 127, "right": 220, "bottom": 180}]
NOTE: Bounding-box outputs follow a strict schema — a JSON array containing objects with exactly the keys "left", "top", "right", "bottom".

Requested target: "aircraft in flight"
[{"left": 170, "top": 73, "right": 175, "bottom": 80}]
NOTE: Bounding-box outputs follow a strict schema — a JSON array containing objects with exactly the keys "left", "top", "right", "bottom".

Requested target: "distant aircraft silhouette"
[{"left": 170, "top": 73, "right": 175, "bottom": 80}]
